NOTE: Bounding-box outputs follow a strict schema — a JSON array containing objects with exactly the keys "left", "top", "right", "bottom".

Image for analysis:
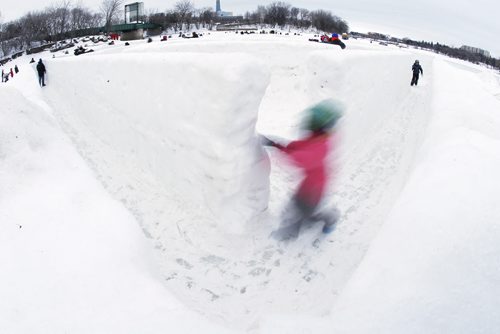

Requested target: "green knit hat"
[{"left": 305, "top": 99, "right": 344, "bottom": 132}]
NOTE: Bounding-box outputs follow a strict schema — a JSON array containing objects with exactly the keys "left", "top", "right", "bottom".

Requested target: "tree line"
[
  {"left": 147, "top": 1, "right": 348, "bottom": 33},
  {"left": 0, "top": 0, "right": 348, "bottom": 57},
  {"left": 406, "top": 40, "right": 500, "bottom": 70},
  {"left": 0, "top": 0, "right": 125, "bottom": 57},
  {"left": 350, "top": 32, "right": 500, "bottom": 71}
]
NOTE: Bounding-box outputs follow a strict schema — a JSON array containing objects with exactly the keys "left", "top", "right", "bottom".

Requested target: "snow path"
[
  {"left": 10, "top": 35, "right": 432, "bottom": 328},
  {"left": 8, "top": 33, "right": 487, "bottom": 332}
]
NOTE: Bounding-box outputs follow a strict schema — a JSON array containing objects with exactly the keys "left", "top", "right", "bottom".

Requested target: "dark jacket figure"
[
  {"left": 411, "top": 60, "right": 423, "bottom": 86},
  {"left": 36, "top": 59, "right": 46, "bottom": 87},
  {"left": 30, "top": 58, "right": 35, "bottom": 63},
  {"left": 14, "top": 65, "right": 19, "bottom": 74}
]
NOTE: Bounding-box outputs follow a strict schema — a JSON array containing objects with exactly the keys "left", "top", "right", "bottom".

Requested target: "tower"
[{"left": 216, "top": 0, "right": 221, "bottom": 13}]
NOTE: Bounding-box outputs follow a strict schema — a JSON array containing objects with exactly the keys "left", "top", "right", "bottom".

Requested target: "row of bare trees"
[
  {"left": 148, "top": 3, "right": 217, "bottom": 32},
  {"left": 241, "top": 2, "right": 349, "bottom": 32},
  {"left": 146, "top": 1, "right": 349, "bottom": 33},
  {"left": 1, "top": 0, "right": 348, "bottom": 58},
  {"left": 0, "top": 0, "right": 123, "bottom": 57}
]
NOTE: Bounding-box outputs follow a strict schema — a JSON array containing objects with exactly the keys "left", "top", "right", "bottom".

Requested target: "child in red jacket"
[{"left": 262, "top": 99, "right": 343, "bottom": 240}]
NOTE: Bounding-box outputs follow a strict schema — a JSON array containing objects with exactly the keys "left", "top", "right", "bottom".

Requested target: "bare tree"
[
  {"left": 298, "top": 8, "right": 310, "bottom": 28},
  {"left": 0, "top": 11, "right": 5, "bottom": 57},
  {"left": 199, "top": 7, "right": 214, "bottom": 29},
  {"left": 256, "top": 6, "right": 267, "bottom": 25},
  {"left": 265, "top": 2, "right": 291, "bottom": 28},
  {"left": 174, "top": 0, "right": 194, "bottom": 31},
  {"left": 101, "top": 0, "right": 123, "bottom": 32},
  {"left": 290, "top": 7, "right": 299, "bottom": 26},
  {"left": 310, "top": 10, "right": 348, "bottom": 33},
  {"left": 48, "top": 0, "right": 72, "bottom": 39}
]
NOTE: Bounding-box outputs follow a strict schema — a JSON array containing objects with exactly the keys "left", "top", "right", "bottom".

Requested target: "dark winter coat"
[
  {"left": 412, "top": 63, "right": 423, "bottom": 76},
  {"left": 36, "top": 62, "right": 46, "bottom": 76}
]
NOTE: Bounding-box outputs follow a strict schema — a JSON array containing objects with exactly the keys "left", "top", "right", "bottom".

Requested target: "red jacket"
[{"left": 276, "top": 133, "right": 332, "bottom": 206}]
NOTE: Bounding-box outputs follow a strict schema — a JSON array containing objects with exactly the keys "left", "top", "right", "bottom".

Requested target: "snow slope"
[
  {"left": 2, "top": 32, "right": 500, "bottom": 333},
  {"left": 0, "top": 87, "right": 233, "bottom": 333},
  {"left": 326, "top": 57, "right": 500, "bottom": 334}
]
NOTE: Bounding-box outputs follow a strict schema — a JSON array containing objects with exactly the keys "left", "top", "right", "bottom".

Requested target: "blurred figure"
[
  {"left": 30, "top": 58, "right": 35, "bottom": 63},
  {"left": 36, "top": 59, "right": 46, "bottom": 87},
  {"left": 9, "top": 68, "right": 13, "bottom": 77},
  {"left": 411, "top": 60, "right": 423, "bottom": 86},
  {"left": 320, "top": 33, "right": 346, "bottom": 49},
  {"left": 14, "top": 65, "right": 19, "bottom": 74},
  {"left": 261, "top": 99, "right": 344, "bottom": 240}
]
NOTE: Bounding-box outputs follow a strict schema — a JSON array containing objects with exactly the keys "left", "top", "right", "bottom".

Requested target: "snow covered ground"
[{"left": 1, "top": 32, "right": 500, "bottom": 333}]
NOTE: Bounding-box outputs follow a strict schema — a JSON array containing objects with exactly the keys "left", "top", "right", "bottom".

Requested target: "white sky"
[{"left": 1, "top": 0, "right": 499, "bottom": 57}]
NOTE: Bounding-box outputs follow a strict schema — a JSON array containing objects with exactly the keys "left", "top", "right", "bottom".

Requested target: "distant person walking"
[
  {"left": 36, "top": 59, "right": 46, "bottom": 87},
  {"left": 14, "top": 65, "right": 19, "bottom": 74},
  {"left": 411, "top": 60, "right": 423, "bottom": 86},
  {"left": 10, "top": 68, "right": 14, "bottom": 77}
]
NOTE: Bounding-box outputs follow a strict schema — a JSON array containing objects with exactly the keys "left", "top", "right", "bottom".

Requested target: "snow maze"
[{"left": 37, "top": 41, "right": 433, "bottom": 330}]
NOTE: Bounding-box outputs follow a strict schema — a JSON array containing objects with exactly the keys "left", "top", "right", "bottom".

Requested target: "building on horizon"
[
  {"left": 215, "top": 0, "right": 233, "bottom": 17},
  {"left": 460, "top": 45, "right": 490, "bottom": 57}
]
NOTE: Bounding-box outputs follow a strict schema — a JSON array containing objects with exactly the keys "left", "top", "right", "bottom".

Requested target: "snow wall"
[{"left": 42, "top": 53, "right": 271, "bottom": 234}]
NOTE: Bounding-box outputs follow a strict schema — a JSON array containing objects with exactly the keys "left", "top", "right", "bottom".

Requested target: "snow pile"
[
  {"left": 0, "top": 87, "right": 233, "bottom": 334},
  {"left": 2, "top": 33, "right": 500, "bottom": 333},
  {"left": 41, "top": 52, "right": 270, "bottom": 234},
  {"left": 325, "top": 58, "right": 500, "bottom": 333}
]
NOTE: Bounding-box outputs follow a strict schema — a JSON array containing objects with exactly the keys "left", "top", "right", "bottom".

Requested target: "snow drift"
[
  {"left": 41, "top": 52, "right": 271, "bottom": 234},
  {"left": 2, "top": 33, "right": 500, "bottom": 334},
  {"left": 0, "top": 87, "right": 234, "bottom": 334}
]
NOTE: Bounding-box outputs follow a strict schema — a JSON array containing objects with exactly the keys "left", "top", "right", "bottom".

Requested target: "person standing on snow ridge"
[
  {"left": 411, "top": 60, "right": 423, "bottom": 86},
  {"left": 36, "top": 59, "right": 46, "bottom": 87},
  {"left": 14, "top": 65, "right": 19, "bottom": 74},
  {"left": 261, "top": 99, "right": 344, "bottom": 240}
]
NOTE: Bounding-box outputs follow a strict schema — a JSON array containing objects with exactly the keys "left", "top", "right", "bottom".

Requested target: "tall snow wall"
[{"left": 42, "top": 53, "right": 271, "bottom": 233}]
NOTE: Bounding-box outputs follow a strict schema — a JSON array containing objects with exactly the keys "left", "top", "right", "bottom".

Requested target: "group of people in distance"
[{"left": 1, "top": 65, "right": 19, "bottom": 82}]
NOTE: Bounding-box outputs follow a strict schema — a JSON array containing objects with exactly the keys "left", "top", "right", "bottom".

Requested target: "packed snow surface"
[{"left": 1, "top": 32, "right": 500, "bottom": 333}]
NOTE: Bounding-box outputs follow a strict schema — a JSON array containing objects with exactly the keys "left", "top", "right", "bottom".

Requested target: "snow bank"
[
  {"left": 41, "top": 53, "right": 270, "bottom": 234},
  {"left": 0, "top": 87, "right": 234, "bottom": 333},
  {"left": 5, "top": 34, "right": 500, "bottom": 333},
  {"left": 326, "top": 58, "right": 500, "bottom": 333}
]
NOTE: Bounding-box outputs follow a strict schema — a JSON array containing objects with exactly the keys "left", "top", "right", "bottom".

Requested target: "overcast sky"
[{"left": 2, "top": 0, "right": 499, "bottom": 57}]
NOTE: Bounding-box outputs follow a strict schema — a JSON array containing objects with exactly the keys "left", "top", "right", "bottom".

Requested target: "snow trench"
[{"left": 39, "top": 48, "right": 433, "bottom": 330}]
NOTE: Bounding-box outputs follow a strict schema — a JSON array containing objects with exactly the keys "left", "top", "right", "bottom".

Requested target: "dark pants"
[
  {"left": 330, "top": 39, "right": 346, "bottom": 49},
  {"left": 38, "top": 74, "right": 45, "bottom": 87},
  {"left": 411, "top": 73, "right": 420, "bottom": 86},
  {"left": 272, "top": 195, "right": 338, "bottom": 240}
]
